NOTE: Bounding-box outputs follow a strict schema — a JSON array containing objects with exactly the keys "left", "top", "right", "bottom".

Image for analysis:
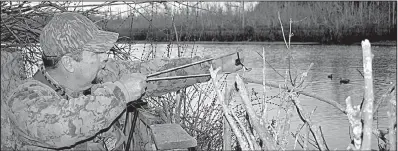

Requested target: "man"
[
  {"left": 2, "top": 12, "right": 244, "bottom": 150},
  {"left": 1, "top": 49, "right": 26, "bottom": 150},
  {"left": 1, "top": 49, "right": 25, "bottom": 101}
]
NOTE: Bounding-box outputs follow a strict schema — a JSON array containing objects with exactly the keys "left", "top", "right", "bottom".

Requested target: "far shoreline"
[
  {"left": 126, "top": 41, "right": 397, "bottom": 46},
  {"left": 1, "top": 41, "right": 396, "bottom": 49}
]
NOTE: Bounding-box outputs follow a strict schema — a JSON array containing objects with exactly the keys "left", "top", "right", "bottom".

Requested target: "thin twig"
[
  {"left": 242, "top": 76, "right": 347, "bottom": 114},
  {"left": 296, "top": 63, "right": 314, "bottom": 88},
  {"left": 298, "top": 132, "right": 319, "bottom": 149},
  {"left": 66, "top": 2, "right": 147, "bottom": 8},
  {"left": 174, "top": 1, "right": 214, "bottom": 13},
  {"left": 318, "top": 126, "right": 330, "bottom": 150},
  {"left": 373, "top": 84, "right": 395, "bottom": 117},
  {"left": 356, "top": 68, "right": 364, "bottom": 78},
  {"left": 47, "top": 1, "right": 67, "bottom": 12},
  {"left": 292, "top": 132, "right": 304, "bottom": 149},
  {"left": 82, "top": 1, "right": 117, "bottom": 14},
  {"left": 291, "top": 97, "right": 327, "bottom": 151},
  {"left": 288, "top": 18, "right": 292, "bottom": 48},
  {"left": 255, "top": 51, "right": 285, "bottom": 79},
  {"left": 277, "top": 11, "right": 294, "bottom": 87},
  {"left": 2, "top": 22, "right": 22, "bottom": 43},
  {"left": 277, "top": 11, "right": 289, "bottom": 49}
]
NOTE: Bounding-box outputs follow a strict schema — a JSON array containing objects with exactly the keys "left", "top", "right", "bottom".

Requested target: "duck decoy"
[
  {"left": 327, "top": 74, "right": 333, "bottom": 80},
  {"left": 235, "top": 52, "right": 252, "bottom": 72},
  {"left": 339, "top": 78, "right": 350, "bottom": 84}
]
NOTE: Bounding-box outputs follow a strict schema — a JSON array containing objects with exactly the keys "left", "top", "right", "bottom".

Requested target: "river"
[{"left": 126, "top": 42, "right": 396, "bottom": 150}]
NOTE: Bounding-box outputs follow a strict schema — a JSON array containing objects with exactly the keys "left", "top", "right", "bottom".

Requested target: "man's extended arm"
[{"left": 96, "top": 55, "right": 243, "bottom": 97}]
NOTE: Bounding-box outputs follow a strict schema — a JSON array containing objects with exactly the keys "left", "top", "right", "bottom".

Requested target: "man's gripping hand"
[{"left": 114, "top": 73, "right": 147, "bottom": 101}]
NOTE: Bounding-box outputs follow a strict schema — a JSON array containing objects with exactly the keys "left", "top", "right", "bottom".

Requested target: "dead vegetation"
[{"left": 1, "top": 2, "right": 396, "bottom": 150}]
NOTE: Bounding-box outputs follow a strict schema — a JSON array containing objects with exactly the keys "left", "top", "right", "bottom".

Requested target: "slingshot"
[{"left": 146, "top": 49, "right": 251, "bottom": 82}]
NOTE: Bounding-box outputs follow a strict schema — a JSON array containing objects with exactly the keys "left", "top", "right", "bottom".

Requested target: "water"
[{"left": 127, "top": 42, "right": 396, "bottom": 150}]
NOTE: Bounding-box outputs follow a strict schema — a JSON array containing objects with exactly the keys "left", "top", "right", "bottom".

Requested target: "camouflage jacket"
[
  {"left": 2, "top": 56, "right": 215, "bottom": 150},
  {"left": 3, "top": 78, "right": 129, "bottom": 150}
]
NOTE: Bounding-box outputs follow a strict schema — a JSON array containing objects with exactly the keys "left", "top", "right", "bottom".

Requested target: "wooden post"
[{"left": 361, "top": 39, "right": 374, "bottom": 150}]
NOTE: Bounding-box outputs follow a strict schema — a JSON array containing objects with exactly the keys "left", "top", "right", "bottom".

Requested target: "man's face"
[{"left": 74, "top": 51, "right": 107, "bottom": 85}]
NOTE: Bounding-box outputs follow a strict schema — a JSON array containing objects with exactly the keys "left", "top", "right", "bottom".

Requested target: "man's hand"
[{"left": 117, "top": 73, "right": 147, "bottom": 101}]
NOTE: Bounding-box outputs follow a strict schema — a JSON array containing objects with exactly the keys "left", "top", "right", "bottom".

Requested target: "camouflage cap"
[{"left": 40, "top": 12, "right": 119, "bottom": 60}]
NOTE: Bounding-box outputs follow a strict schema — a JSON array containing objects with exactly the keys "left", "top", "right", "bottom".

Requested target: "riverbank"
[
  {"left": 1, "top": 41, "right": 395, "bottom": 49},
  {"left": 105, "top": 1, "right": 397, "bottom": 45},
  {"left": 124, "top": 40, "right": 397, "bottom": 46}
]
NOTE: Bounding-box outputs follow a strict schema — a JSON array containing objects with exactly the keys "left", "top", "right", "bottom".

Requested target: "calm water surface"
[{"left": 129, "top": 43, "right": 396, "bottom": 150}]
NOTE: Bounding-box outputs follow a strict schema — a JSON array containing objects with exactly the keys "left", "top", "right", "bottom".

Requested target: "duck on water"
[
  {"left": 328, "top": 74, "right": 333, "bottom": 80},
  {"left": 328, "top": 74, "right": 350, "bottom": 84},
  {"left": 339, "top": 78, "right": 350, "bottom": 84}
]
